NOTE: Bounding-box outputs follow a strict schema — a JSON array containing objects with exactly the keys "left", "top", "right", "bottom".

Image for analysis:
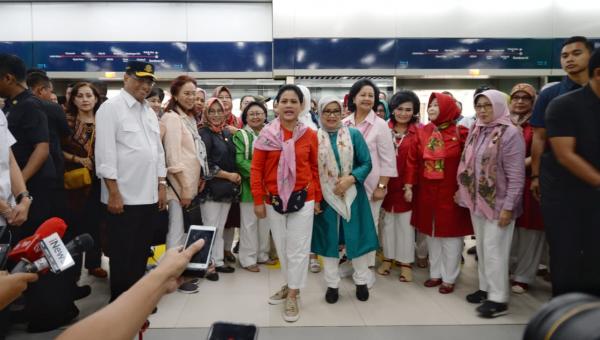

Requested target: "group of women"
[{"left": 62, "top": 76, "right": 545, "bottom": 323}]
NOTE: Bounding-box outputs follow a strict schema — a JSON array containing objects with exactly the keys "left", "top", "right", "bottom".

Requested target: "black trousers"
[
  {"left": 105, "top": 204, "right": 158, "bottom": 301},
  {"left": 541, "top": 183, "right": 600, "bottom": 297}
]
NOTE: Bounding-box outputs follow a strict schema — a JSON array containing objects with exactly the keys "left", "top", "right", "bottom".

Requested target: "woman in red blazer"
[{"left": 404, "top": 92, "right": 473, "bottom": 294}]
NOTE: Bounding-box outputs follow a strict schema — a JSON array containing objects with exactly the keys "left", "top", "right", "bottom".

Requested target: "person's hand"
[
  {"left": 530, "top": 178, "right": 541, "bottom": 202},
  {"left": 107, "top": 191, "right": 124, "bottom": 214},
  {"left": 403, "top": 185, "right": 413, "bottom": 203},
  {"left": 334, "top": 176, "right": 354, "bottom": 196},
  {"left": 153, "top": 239, "right": 205, "bottom": 294},
  {"left": 78, "top": 157, "right": 93, "bottom": 171},
  {"left": 180, "top": 198, "right": 192, "bottom": 208},
  {"left": 7, "top": 198, "right": 30, "bottom": 227},
  {"left": 198, "top": 178, "right": 206, "bottom": 193},
  {"left": 498, "top": 210, "right": 513, "bottom": 227},
  {"left": 226, "top": 125, "right": 239, "bottom": 134},
  {"left": 314, "top": 201, "right": 322, "bottom": 215},
  {"left": 228, "top": 173, "right": 241, "bottom": 185},
  {"left": 158, "top": 185, "right": 167, "bottom": 211},
  {"left": 254, "top": 204, "right": 266, "bottom": 219},
  {"left": 372, "top": 188, "right": 386, "bottom": 201},
  {"left": 453, "top": 191, "right": 461, "bottom": 205},
  {"left": 0, "top": 271, "right": 39, "bottom": 310}
]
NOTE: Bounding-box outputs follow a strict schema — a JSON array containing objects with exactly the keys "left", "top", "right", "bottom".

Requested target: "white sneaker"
[
  {"left": 282, "top": 296, "right": 300, "bottom": 322},
  {"left": 268, "top": 285, "right": 289, "bottom": 305}
]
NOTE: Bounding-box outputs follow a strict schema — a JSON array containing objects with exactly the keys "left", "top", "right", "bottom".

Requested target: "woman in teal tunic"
[{"left": 311, "top": 96, "right": 378, "bottom": 304}]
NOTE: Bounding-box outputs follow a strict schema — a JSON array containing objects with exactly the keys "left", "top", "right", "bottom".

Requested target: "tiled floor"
[{"left": 6, "top": 240, "right": 552, "bottom": 339}]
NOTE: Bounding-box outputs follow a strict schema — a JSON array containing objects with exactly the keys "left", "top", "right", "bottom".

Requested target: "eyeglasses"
[
  {"left": 474, "top": 103, "right": 493, "bottom": 112},
  {"left": 130, "top": 74, "right": 155, "bottom": 87},
  {"left": 217, "top": 96, "right": 232, "bottom": 101},
  {"left": 321, "top": 109, "right": 342, "bottom": 117},
  {"left": 247, "top": 111, "right": 265, "bottom": 117},
  {"left": 207, "top": 109, "right": 224, "bottom": 116},
  {"left": 511, "top": 95, "right": 532, "bottom": 102}
]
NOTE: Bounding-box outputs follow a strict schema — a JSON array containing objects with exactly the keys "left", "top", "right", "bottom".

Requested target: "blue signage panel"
[
  {"left": 33, "top": 41, "right": 188, "bottom": 72},
  {"left": 187, "top": 41, "right": 272, "bottom": 72},
  {"left": 0, "top": 41, "right": 34, "bottom": 67}
]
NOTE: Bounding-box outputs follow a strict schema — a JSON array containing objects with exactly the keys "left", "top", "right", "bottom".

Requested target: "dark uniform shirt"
[
  {"left": 39, "top": 100, "right": 71, "bottom": 187},
  {"left": 4, "top": 89, "right": 56, "bottom": 190}
]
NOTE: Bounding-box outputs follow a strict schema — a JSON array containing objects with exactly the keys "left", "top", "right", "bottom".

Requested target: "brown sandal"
[
  {"left": 416, "top": 257, "right": 428, "bottom": 268},
  {"left": 243, "top": 264, "right": 260, "bottom": 272},
  {"left": 399, "top": 263, "right": 413, "bottom": 282},
  {"left": 377, "top": 259, "right": 393, "bottom": 276}
]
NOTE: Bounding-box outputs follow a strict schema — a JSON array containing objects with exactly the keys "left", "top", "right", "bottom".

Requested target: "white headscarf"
[{"left": 297, "top": 85, "right": 318, "bottom": 131}]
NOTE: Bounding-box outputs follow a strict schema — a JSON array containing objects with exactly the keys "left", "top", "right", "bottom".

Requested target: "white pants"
[
  {"left": 510, "top": 228, "right": 545, "bottom": 285},
  {"left": 239, "top": 202, "right": 271, "bottom": 267},
  {"left": 267, "top": 201, "right": 314, "bottom": 290},
  {"left": 381, "top": 211, "right": 415, "bottom": 263},
  {"left": 323, "top": 255, "right": 371, "bottom": 288},
  {"left": 166, "top": 200, "right": 185, "bottom": 250},
  {"left": 367, "top": 199, "right": 383, "bottom": 267},
  {"left": 427, "top": 236, "right": 463, "bottom": 284},
  {"left": 416, "top": 231, "right": 429, "bottom": 259},
  {"left": 224, "top": 227, "right": 235, "bottom": 253},
  {"left": 200, "top": 201, "right": 232, "bottom": 267},
  {"left": 472, "top": 214, "right": 515, "bottom": 303}
]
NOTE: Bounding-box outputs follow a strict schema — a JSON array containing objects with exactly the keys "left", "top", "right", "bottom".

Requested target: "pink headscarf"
[
  {"left": 254, "top": 118, "right": 308, "bottom": 211},
  {"left": 201, "top": 97, "right": 227, "bottom": 134},
  {"left": 457, "top": 89, "right": 513, "bottom": 219}
]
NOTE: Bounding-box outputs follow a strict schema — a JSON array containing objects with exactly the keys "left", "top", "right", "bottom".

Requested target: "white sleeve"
[{"left": 94, "top": 102, "right": 118, "bottom": 180}]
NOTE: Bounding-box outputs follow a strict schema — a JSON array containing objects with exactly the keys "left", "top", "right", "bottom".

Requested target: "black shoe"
[
  {"left": 476, "top": 300, "right": 508, "bottom": 318},
  {"left": 224, "top": 253, "right": 237, "bottom": 263},
  {"left": 177, "top": 281, "right": 199, "bottom": 294},
  {"left": 467, "top": 245, "right": 477, "bottom": 255},
  {"left": 466, "top": 290, "right": 488, "bottom": 304},
  {"left": 233, "top": 241, "right": 240, "bottom": 254},
  {"left": 325, "top": 287, "right": 339, "bottom": 304},
  {"left": 73, "top": 285, "right": 91, "bottom": 301},
  {"left": 205, "top": 271, "right": 219, "bottom": 281},
  {"left": 356, "top": 284, "right": 369, "bottom": 301},
  {"left": 216, "top": 265, "right": 235, "bottom": 273}
]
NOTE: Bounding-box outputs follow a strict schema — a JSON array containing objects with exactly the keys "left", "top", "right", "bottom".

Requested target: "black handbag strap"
[{"left": 165, "top": 177, "right": 183, "bottom": 201}]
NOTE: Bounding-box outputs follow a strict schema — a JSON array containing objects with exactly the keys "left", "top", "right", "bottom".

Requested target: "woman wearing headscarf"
[
  {"left": 379, "top": 91, "right": 420, "bottom": 282},
  {"left": 404, "top": 92, "right": 472, "bottom": 294},
  {"left": 251, "top": 85, "right": 321, "bottom": 322},
  {"left": 212, "top": 86, "right": 243, "bottom": 130},
  {"left": 457, "top": 89, "right": 526, "bottom": 318},
  {"left": 194, "top": 87, "right": 207, "bottom": 129},
  {"left": 311, "top": 96, "right": 377, "bottom": 304},
  {"left": 343, "top": 79, "right": 397, "bottom": 268},
  {"left": 199, "top": 97, "right": 241, "bottom": 275},
  {"left": 507, "top": 83, "right": 544, "bottom": 294},
  {"left": 375, "top": 100, "right": 390, "bottom": 121}
]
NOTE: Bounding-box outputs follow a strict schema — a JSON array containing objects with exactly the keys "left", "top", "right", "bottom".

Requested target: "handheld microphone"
[
  {"left": 11, "top": 233, "right": 94, "bottom": 274},
  {"left": 8, "top": 217, "right": 68, "bottom": 263}
]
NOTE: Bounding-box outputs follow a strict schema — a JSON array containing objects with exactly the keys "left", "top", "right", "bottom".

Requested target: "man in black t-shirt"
[{"left": 544, "top": 49, "right": 600, "bottom": 297}]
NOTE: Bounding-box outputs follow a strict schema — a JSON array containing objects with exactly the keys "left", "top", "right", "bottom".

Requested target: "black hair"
[
  {"left": 26, "top": 68, "right": 47, "bottom": 76},
  {"left": 562, "top": 36, "right": 594, "bottom": 52},
  {"left": 589, "top": 48, "right": 600, "bottom": 78},
  {"left": 26, "top": 71, "right": 51, "bottom": 90},
  {"left": 275, "top": 84, "right": 303, "bottom": 104},
  {"left": 0, "top": 54, "right": 27, "bottom": 83},
  {"left": 474, "top": 85, "right": 494, "bottom": 98},
  {"left": 388, "top": 90, "right": 420, "bottom": 125},
  {"left": 347, "top": 79, "right": 380, "bottom": 112},
  {"left": 57, "top": 95, "right": 67, "bottom": 106},
  {"left": 241, "top": 101, "right": 268, "bottom": 126},
  {"left": 146, "top": 87, "right": 165, "bottom": 101}
]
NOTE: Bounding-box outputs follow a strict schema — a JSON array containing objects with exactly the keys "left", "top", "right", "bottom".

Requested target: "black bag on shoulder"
[
  {"left": 167, "top": 179, "right": 203, "bottom": 233},
  {"left": 269, "top": 186, "right": 308, "bottom": 215}
]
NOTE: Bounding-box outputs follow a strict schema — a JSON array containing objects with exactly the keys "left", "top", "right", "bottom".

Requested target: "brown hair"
[
  {"left": 65, "top": 82, "right": 101, "bottom": 117},
  {"left": 165, "top": 75, "right": 197, "bottom": 113}
]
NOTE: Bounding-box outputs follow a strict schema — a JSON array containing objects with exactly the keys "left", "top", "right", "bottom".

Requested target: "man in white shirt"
[{"left": 95, "top": 61, "right": 167, "bottom": 302}]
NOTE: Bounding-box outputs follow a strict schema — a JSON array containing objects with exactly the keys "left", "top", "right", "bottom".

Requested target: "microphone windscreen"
[
  {"left": 67, "top": 234, "right": 94, "bottom": 254},
  {"left": 36, "top": 217, "right": 67, "bottom": 238}
]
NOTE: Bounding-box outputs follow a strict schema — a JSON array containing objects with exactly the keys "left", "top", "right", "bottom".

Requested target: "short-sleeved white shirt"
[{"left": 0, "top": 109, "right": 16, "bottom": 226}]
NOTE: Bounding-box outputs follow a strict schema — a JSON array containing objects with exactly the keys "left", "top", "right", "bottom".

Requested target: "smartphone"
[
  {"left": 184, "top": 225, "right": 216, "bottom": 270},
  {"left": 207, "top": 322, "right": 258, "bottom": 340}
]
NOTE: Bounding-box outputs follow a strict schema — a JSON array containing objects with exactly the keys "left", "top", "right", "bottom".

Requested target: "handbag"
[
  {"left": 64, "top": 128, "right": 94, "bottom": 190},
  {"left": 269, "top": 186, "right": 308, "bottom": 215},
  {"left": 167, "top": 178, "right": 203, "bottom": 233}
]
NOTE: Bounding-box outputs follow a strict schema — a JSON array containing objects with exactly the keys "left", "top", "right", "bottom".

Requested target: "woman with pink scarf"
[
  {"left": 250, "top": 85, "right": 321, "bottom": 323},
  {"left": 457, "top": 89, "right": 526, "bottom": 318}
]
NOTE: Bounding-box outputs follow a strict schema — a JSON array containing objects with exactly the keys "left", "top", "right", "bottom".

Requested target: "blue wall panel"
[
  {"left": 187, "top": 41, "right": 271, "bottom": 72},
  {"left": 0, "top": 42, "right": 33, "bottom": 67}
]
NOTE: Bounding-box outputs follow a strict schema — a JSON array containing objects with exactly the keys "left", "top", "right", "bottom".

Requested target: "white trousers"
[
  {"left": 381, "top": 211, "right": 415, "bottom": 263},
  {"left": 427, "top": 236, "right": 463, "bottom": 284},
  {"left": 472, "top": 214, "right": 515, "bottom": 303},
  {"left": 239, "top": 202, "right": 271, "bottom": 267},
  {"left": 323, "top": 255, "right": 371, "bottom": 288},
  {"left": 267, "top": 201, "right": 314, "bottom": 290},
  {"left": 200, "top": 201, "right": 232, "bottom": 267},
  {"left": 510, "top": 228, "right": 545, "bottom": 285},
  {"left": 367, "top": 199, "right": 383, "bottom": 267},
  {"left": 416, "top": 231, "right": 429, "bottom": 259},
  {"left": 166, "top": 199, "right": 186, "bottom": 250}
]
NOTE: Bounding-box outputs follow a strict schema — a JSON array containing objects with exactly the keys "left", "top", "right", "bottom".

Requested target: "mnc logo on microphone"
[{"left": 40, "top": 233, "right": 74, "bottom": 273}]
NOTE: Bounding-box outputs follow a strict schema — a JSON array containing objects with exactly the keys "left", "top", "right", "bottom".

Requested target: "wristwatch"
[
  {"left": 377, "top": 183, "right": 387, "bottom": 190},
  {"left": 15, "top": 191, "right": 33, "bottom": 204},
  {"left": 159, "top": 180, "right": 167, "bottom": 187}
]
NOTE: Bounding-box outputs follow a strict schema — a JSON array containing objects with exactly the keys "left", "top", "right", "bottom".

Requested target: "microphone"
[
  {"left": 8, "top": 217, "right": 68, "bottom": 264},
  {"left": 11, "top": 234, "right": 94, "bottom": 274}
]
